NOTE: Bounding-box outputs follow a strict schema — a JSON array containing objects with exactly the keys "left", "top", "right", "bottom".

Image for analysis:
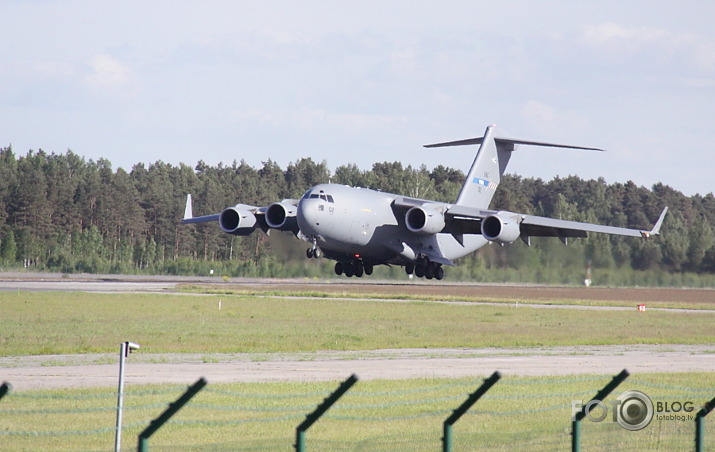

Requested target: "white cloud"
[
  {"left": 581, "top": 22, "right": 715, "bottom": 73},
  {"left": 521, "top": 101, "right": 557, "bottom": 124},
  {"left": 27, "top": 60, "right": 76, "bottom": 79},
  {"left": 231, "top": 107, "right": 407, "bottom": 134},
  {"left": 691, "top": 39, "right": 715, "bottom": 72},
  {"left": 682, "top": 77, "right": 715, "bottom": 89},
  {"left": 520, "top": 101, "right": 588, "bottom": 135},
  {"left": 85, "top": 54, "right": 131, "bottom": 89},
  {"left": 582, "top": 23, "right": 669, "bottom": 53}
]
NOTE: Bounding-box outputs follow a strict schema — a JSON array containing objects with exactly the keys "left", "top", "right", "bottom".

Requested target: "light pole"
[{"left": 115, "top": 341, "right": 140, "bottom": 452}]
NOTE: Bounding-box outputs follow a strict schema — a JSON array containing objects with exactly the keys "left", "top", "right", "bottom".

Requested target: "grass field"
[
  {"left": 1, "top": 291, "right": 715, "bottom": 355},
  {"left": 1, "top": 288, "right": 714, "bottom": 451},
  {"left": 179, "top": 283, "right": 715, "bottom": 311},
  {"left": 1, "top": 373, "right": 713, "bottom": 451}
]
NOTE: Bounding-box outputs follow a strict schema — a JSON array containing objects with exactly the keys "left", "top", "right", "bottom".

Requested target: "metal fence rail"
[{"left": 0, "top": 372, "right": 712, "bottom": 451}]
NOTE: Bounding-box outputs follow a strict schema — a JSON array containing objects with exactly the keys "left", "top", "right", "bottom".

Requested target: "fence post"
[
  {"left": 442, "top": 371, "right": 501, "bottom": 452},
  {"left": 295, "top": 374, "right": 358, "bottom": 452},
  {"left": 695, "top": 395, "right": 715, "bottom": 452},
  {"left": 0, "top": 382, "right": 10, "bottom": 401},
  {"left": 137, "top": 377, "right": 207, "bottom": 452},
  {"left": 572, "top": 369, "right": 629, "bottom": 452},
  {"left": 116, "top": 341, "right": 140, "bottom": 452}
]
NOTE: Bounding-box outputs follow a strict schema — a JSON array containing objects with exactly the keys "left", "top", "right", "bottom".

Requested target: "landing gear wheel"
[
  {"left": 344, "top": 264, "right": 354, "bottom": 277},
  {"left": 354, "top": 263, "right": 364, "bottom": 278},
  {"left": 415, "top": 264, "right": 425, "bottom": 278},
  {"left": 435, "top": 265, "right": 444, "bottom": 280},
  {"left": 425, "top": 263, "right": 435, "bottom": 280},
  {"left": 335, "top": 262, "right": 343, "bottom": 276},
  {"left": 306, "top": 248, "right": 314, "bottom": 259},
  {"left": 313, "top": 248, "right": 322, "bottom": 259},
  {"left": 363, "top": 263, "right": 373, "bottom": 276},
  {"left": 405, "top": 263, "right": 414, "bottom": 275}
]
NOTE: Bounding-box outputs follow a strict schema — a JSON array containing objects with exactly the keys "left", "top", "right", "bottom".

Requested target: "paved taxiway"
[
  {"left": 2, "top": 273, "right": 714, "bottom": 390},
  {"left": 3, "top": 345, "right": 715, "bottom": 391}
]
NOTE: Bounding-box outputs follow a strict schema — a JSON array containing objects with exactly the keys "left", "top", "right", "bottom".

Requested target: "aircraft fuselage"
[{"left": 297, "top": 183, "right": 487, "bottom": 266}]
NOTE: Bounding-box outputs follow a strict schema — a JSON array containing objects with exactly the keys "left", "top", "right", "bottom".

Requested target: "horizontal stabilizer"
[
  {"left": 425, "top": 137, "right": 604, "bottom": 152},
  {"left": 424, "top": 137, "right": 485, "bottom": 148}
]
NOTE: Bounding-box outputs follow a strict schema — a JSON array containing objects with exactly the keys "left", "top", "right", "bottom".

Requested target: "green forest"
[{"left": 0, "top": 146, "right": 713, "bottom": 287}]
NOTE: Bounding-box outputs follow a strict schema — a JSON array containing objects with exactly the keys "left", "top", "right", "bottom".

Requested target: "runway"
[
  {"left": 2, "top": 271, "right": 715, "bottom": 302},
  {"left": 1, "top": 273, "right": 714, "bottom": 390}
]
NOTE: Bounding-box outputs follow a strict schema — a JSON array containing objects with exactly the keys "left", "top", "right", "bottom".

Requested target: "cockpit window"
[{"left": 305, "top": 191, "right": 334, "bottom": 203}]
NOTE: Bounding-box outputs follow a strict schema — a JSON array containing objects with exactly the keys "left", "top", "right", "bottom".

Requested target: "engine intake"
[
  {"left": 405, "top": 207, "right": 445, "bottom": 235},
  {"left": 219, "top": 207, "right": 257, "bottom": 236},
  {"left": 481, "top": 213, "right": 521, "bottom": 244},
  {"left": 265, "top": 202, "right": 298, "bottom": 231}
]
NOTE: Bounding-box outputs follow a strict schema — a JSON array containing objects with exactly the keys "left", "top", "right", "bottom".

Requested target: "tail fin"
[{"left": 424, "top": 125, "right": 604, "bottom": 209}]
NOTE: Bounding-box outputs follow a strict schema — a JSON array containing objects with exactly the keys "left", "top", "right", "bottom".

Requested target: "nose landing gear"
[{"left": 306, "top": 245, "right": 322, "bottom": 259}]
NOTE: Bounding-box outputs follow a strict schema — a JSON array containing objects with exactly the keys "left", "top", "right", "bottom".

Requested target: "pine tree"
[{"left": 0, "top": 229, "right": 17, "bottom": 264}]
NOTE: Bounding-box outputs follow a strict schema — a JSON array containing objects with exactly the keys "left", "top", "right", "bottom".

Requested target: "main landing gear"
[
  {"left": 405, "top": 257, "right": 444, "bottom": 280},
  {"left": 334, "top": 259, "right": 373, "bottom": 278}
]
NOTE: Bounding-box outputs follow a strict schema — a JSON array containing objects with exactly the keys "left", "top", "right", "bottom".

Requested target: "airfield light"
[{"left": 115, "top": 341, "right": 140, "bottom": 452}]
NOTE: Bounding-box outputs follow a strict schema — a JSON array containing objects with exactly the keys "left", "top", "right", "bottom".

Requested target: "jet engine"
[
  {"left": 265, "top": 202, "right": 298, "bottom": 231},
  {"left": 405, "top": 206, "right": 445, "bottom": 235},
  {"left": 219, "top": 207, "right": 258, "bottom": 236},
  {"left": 481, "top": 213, "right": 521, "bottom": 244}
]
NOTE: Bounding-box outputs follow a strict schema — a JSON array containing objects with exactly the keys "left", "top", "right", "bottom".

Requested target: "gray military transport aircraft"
[{"left": 181, "top": 125, "right": 667, "bottom": 280}]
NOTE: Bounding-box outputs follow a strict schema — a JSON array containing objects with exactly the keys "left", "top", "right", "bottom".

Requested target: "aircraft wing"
[
  {"left": 518, "top": 210, "right": 668, "bottom": 239},
  {"left": 180, "top": 194, "right": 301, "bottom": 235},
  {"left": 181, "top": 213, "right": 221, "bottom": 224},
  {"left": 180, "top": 195, "right": 222, "bottom": 224},
  {"left": 443, "top": 204, "right": 668, "bottom": 243}
]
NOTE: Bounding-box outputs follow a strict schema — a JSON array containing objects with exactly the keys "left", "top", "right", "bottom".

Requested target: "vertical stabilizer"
[
  {"left": 424, "top": 125, "right": 604, "bottom": 209},
  {"left": 456, "top": 125, "right": 512, "bottom": 208},
  {"left": 425, "top": 125, "right": 512, "bottom": 209}
]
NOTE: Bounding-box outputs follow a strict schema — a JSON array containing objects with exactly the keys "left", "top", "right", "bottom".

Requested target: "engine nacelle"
[
  {"left": 481, "top": 213, "right": 521, "bottom": 244},
  {"left": 219, "top": 207, "right": 258, "bottom": 236},
  {"left": 405, "top": 206, "right": 446, "bottom": 235},
  {"left": 265, "top": 202, "right": 298, "bottom": 231}
]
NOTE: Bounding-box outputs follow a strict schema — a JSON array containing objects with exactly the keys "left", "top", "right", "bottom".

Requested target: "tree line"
[{"left": 0, "top": 146, "right": 713, "bottom": 286}]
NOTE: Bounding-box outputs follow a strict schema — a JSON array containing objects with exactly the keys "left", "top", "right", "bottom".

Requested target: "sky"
[{"left": 2, "top": 1, "right": 714, "bottom": 196}]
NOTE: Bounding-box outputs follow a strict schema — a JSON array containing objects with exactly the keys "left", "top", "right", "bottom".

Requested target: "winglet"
[
  {"left": 641, "top": 207, "right": 668, "bottom": 238},
  {"left": 183, "top": 194, "right": 193, "bottom": 220}
]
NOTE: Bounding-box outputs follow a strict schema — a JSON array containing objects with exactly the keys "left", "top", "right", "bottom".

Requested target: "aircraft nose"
[{"left": 297, "top": 199, "right": 320, "bottom": 235}]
